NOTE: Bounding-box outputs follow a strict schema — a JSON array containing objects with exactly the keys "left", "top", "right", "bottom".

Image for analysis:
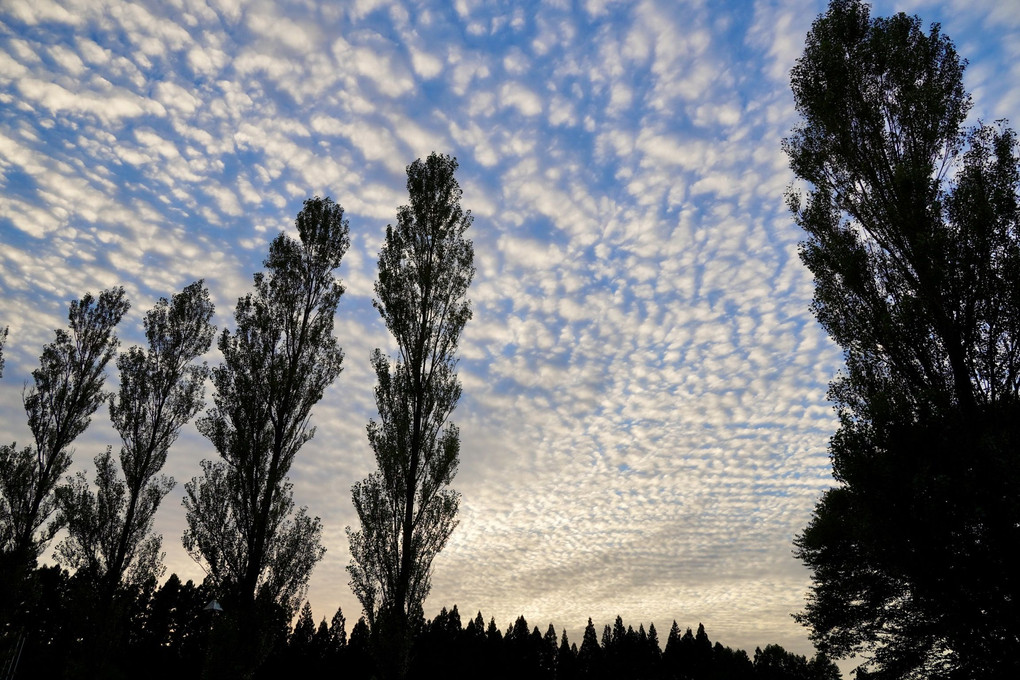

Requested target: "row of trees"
[
  {"left": 1, "top": 153, "right": 474, "bottom": 678},
  {"left": 3, "top": 563, "right": 837, "bottom": 680}
]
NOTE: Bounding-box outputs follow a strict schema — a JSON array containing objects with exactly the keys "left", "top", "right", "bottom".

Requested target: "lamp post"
[{"left": 201, "top": 599, "right": 222, "bottom": 677}]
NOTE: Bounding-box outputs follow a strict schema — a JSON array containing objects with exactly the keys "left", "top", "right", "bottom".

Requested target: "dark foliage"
[
  {"left": 1, "top": 567, "right": 214, "bottom": 680},
  {"left": 401, "top": 610, "right": 831, "bottom": 680},
  {"left": 2, "top": 581, "right": 837, "bottom": 680},
  {"left": 0, "top": 325, "right": 7, "bottom": 378},
  {"left": 183, "top": 197, "right": 348, "bottom": 678},
  {"left": 51, "top": 281, "right": 215, "bottom": 676},
  {"left": 1, "top": 288, "right": 129, "bottom": 631},
  {"left": 785, "top": 1, "right": 1020, "bottom": 677}
]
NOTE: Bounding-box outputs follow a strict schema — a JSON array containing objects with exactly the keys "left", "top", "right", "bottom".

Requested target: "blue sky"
[{"left": 1, "top": 0, "right": 1018, "bottom": 663}]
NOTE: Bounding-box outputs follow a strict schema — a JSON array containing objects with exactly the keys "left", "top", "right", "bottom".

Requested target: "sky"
[{"left": 1, "top": 0, "right": 1018, "bottom": 667}]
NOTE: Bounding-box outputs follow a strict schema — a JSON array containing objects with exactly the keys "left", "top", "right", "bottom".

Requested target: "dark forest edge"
[{"left": 2, "top": 565, "right": 839, "bottom": 680}]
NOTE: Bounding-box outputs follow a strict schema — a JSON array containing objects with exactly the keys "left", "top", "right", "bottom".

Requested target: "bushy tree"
[
  {"left": 347, "top": 153, "right": 475, "bottom": 678},
  {"left": 183, "top": 197, "right": 348, "bottom": 678},
  {"left": 786, "top": 1, "right": 1020, "bottom": 676}
]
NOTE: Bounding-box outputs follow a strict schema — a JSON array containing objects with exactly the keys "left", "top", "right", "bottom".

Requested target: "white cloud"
[
  {"left": 17, "top": 78, "right": 167, "bottom": 124},
  {"left": 247, "top": 10, "right": 320, "bottom": 53},
  {"left": 333, "top": 35, "right": 416, "bottom": 98},
  {"left": 4, "top": 0, "right": 82, "bottom": 26},
  {"left": 500, "top": 81, "right": 543, "bottom": 116},
  {"left": 409, "top": 45, "right": 443, "bottom": 78},
  {"left": 187, "top": 45, "right": 228, "bottom": 76}
]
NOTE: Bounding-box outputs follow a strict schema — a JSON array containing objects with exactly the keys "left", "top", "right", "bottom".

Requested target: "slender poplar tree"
[
  {"left": 347, "top": 152, "right": 474, "bottom": 678},
  {"left": 55, "top": 281, "right": 215, "bottom": 596},
  {"left": 0, "top": 325, "right": 7, "bottom": 377},
  {"left": 1, "top": 288, "right": 129, "bottom": 574},
  {"left": 183, "top": 197, "right": 348, "bottom": 678},
  {"left": 1, "top": 288, "right": 129, "bottom": 630}
]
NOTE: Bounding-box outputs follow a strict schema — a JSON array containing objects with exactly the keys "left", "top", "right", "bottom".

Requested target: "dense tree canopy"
[{"left": 785, "top": 1, "right": 1020, "bottom": 677}]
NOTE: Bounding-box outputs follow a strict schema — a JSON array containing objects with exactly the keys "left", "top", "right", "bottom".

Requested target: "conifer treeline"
[{"left": 3, "top": 566, "right": 838, "bottom": 679}]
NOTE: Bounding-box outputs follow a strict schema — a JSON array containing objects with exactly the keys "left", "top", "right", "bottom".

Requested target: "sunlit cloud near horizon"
[{"left": 1, "top": 0, "right": 1018, "bottom": 662}]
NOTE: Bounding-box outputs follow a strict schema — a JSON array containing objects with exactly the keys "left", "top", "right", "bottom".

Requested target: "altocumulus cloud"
[{"left": 1, "top": 0, "right": 1018, "bottom": 659}]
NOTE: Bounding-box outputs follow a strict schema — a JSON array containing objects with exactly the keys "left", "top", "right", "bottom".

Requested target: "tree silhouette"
[
  {"left": 1, "top": 287, "right": 129, "bottom": 624},
  {"left": 329, "top": 605, "right": 348, "bottom": 651},
  {"left": 55, "top": 281, "right": 214, "bottom": 611},
  {"left": 0, "top": 325, "right": 7, "bottom": 378},
  {"left": 786, "top": 1, "right": 1020, "bottom": 676},
  {"left": 578, "top": 618, "right": 602, "bottom": 678},
  {"left": 347, "top": 153, "right": 474, "bottom": 678},
  {"left": 183, "top": 197, "right": 348, "bottom": 678}
]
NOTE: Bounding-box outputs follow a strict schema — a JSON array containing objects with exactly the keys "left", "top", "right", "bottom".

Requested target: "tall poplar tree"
[
  {"left": 0, "top": 325, "right": 7, "bottom": 378},
  {"left": 347, "top": 152, "right": 474, "bottom": 677},
  {"left": 1, "top": 288, "right": 128, "bottom": 629},
  {"left": 183, "top": 197, "right": 348, "bottom": 678},
  {"left": 1, "top": 288, "right": 129, "bottom": 575},
  {"left": 786, "top": 1, "right": 1020, "bottom": 676},
  {"left": 55, "top": 281, "right": 215, "bottom": 597}
]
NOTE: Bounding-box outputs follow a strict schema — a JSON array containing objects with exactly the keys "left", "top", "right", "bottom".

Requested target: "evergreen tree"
[
  {"left": 692, "top": 623, "right": 712, "bottom": 678},
  {"left": 290, "top": 601, "right": 316, "bottom": 653},
  {"left": 448, "top": 604, "right": 462, "bottom": 633},
  {"left": 486, "top": 616, "right": 502, "bottom": 643},
  {"left": 347, "top": 153, "right": 475, "bottom": 678},
  {"left": 558, "top": 630, "right": 577, "bottom": 680},
  {"left": 540, "top": 623, "right": 558, "bottom": 678},
  {"left": 646, "top": 622, "right": 661, "bottom": 659},
  {"left": 577, "top": 618, "right": 601, "bottom": 677},
  {"left": 525, "top": 624, "right": 544, "bottom": 677},
  {"left": 663, "top": 620, "right": 681, "bottom": 677},
  {"left": 329, "top": 605, "right": 347, "bottom": 651},
  {"left": 312, "top": 618, "right": 330, "bottom": 663},
  {"left": 465, "top": 610, "right": 484, "bottom": 640},
  {"left": 350, "top": 616, "right": 371, "bottom": 649},
  {"left": 678, "top": 627, "right": 696, "bottom": 678},
  {"left": 348, "top": 616, "right": 375, "bottom": 679}
]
